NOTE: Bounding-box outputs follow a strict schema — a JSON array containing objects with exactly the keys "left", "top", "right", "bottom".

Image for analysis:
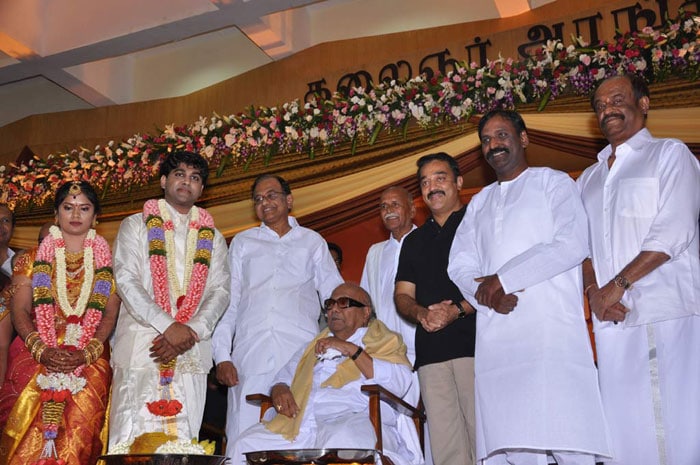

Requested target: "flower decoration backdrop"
[{"left": 1, "top": 12, "right": 698, "bottom": 208}]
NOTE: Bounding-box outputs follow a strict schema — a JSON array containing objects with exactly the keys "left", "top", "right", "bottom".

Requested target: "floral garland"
[
  {"left": 0, "top": 12, "right": 698, "bottom": 208},
  {"left": 31, "top": 225, "right": 113, "bottom": 465},
  {"left": 143, "top": 199, "right": 214, "bottom": 424}
]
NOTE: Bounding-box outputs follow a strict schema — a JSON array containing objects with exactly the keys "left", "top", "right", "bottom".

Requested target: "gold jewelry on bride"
[{"left": 68, "top": 182, "right": 82, "bottom": 197}]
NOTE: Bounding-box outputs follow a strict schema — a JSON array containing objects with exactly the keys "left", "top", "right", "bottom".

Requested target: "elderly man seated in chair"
[{"left": 229, "top": 282, "right": 419, "bottom": 465}]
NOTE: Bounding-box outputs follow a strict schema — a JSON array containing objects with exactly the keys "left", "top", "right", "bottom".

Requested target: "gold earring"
[
  {"left": 92, "top": 219, "right": 99, "bottom": 228},
  {"left": 54, "top": 217, "right": 59, "bottom": 226}
]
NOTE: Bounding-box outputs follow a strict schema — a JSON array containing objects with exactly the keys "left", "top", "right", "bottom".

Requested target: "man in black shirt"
[{"left": 395, "top": 152, "right": 476, "bottom": 465}]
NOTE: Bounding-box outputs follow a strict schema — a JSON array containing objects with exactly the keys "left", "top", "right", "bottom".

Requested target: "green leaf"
[
  {"left": 216, "top": 155, "right": 228, "bottom": 177},
  {"left": 537, "top": 89, "right": 552, "bottom": 112},
  {"left": 402, "top": 120, "right": 410, "bottom": 141},
  {"left": 369, "top": 124, "right": 382, "bottom": 145},
  {"left": 101, "top": 177, "right": 112, "bottom": 200}
]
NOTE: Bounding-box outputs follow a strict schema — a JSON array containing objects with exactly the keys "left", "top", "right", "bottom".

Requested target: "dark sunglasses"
[{"left": 323, "top": 296, "right": 368, "bottom": 313}]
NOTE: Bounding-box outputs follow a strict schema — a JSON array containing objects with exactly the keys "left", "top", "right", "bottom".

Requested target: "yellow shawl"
[{"left": 265, "top": 319, "right": 411, "bottom": 440}]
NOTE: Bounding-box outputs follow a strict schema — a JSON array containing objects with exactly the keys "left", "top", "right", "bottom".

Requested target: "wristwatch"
[
  {"left": 613, "top": 274, "right": 632, "bottom": 290},
  {"left": 454, "top": 300, "right": 467, "bottom": 319}
]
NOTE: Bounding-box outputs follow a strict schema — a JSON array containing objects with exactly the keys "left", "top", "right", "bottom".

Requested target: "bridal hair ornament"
[{"left": 68, "top": 182, "right": 82, "bottom": 197}]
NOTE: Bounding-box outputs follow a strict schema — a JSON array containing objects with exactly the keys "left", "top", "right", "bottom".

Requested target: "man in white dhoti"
[
  {"left": 448, "top": 109, "right": 612, "bottom": 465},
  {"left": 109, "top": 151, "right": 231, "bottom": 447},
  {"left": 578, "top": 74, "right": 700, "bottom": 465},
  {"left": 228, "top": 282, "right": 414, "bottom": 465},
  {"left": 212, "top": 173, "right": 343, "bottom": 457},
  {"left": 361, "top": 186, "right": 426, "bottom": 465}
]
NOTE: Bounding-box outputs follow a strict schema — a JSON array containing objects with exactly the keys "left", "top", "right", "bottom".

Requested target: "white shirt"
[
  {"left": 272, "top": 326, "right": 412, "bottom": 425},
  {"left": 449, "top": 167, "right": 611, "bottom": 459},
  {"left": 112, "top": 202, "right": 231, "bottom": 369},
  {"left": 360, "top": 225, "right": 417, "bottom": 363},
  {"left": 109, "top": 201, "right": 231, "bottom": 445},
  {"left": 1, "top": 249, "right": 15, "bottom": 277},
  {"left": 577, "top": 128, "right": 700, "bottom": 327},
  {"left": 212, "top": 216, "right": 343, "bottom": 376}
]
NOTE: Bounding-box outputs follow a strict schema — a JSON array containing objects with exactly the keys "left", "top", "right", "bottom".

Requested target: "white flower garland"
[
  {"left": 52, "top": 226, "right": 95, "bottom": 317},
  {"left": 155, "top": 439, "right": 207, "bottom": 455},
  {"left": 36, "top": 372, "right": 87, "bottom": 395},
  {"left": 157, "top": 199, "right": 198, "bottom": 299}
]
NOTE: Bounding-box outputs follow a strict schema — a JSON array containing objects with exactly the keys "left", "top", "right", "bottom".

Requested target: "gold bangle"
[
  {"left": 31, "top": 341, "right": 47, "bottom": 363},
  {"left": 25, "top": 331, "right": 40, "bottom": 349},
  {"left": 83, "top": 348, "right": 94, "bottom": 365},
  {"left": 29, "top": 339, "right": 45, "bottom": 356},
  {"left": 83, "top": 339, "right": 103, "bottom": 365},
  {"left": 583, "top": 284, "right": 596, "bottom": 296}
]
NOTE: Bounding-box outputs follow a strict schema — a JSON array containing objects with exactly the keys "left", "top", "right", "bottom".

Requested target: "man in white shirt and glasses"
[{"left": 212, "top": 173, "right": 343, "bottom": 459}]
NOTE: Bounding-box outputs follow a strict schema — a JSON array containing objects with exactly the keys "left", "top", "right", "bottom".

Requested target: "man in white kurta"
[
  {"left": 109, "top": 152, "right": 231, "bottom": 447},
  {"left": 360, "top": 186, "right": 425, "bottom": 465},
  {"left": 361, "top": 187, "right": 418, "bottom": 373},
  {"left": 229, "top": 283, "right": 413, "bottom": 465},
  {"left": 448, "top": 110, "right": 611, "bottom": 464},
  {"left": 578, "top": 74, "right": 700, "bottom": 465},
  {"left": 212, "top": 174, "right": 342, "bottom": 456}
]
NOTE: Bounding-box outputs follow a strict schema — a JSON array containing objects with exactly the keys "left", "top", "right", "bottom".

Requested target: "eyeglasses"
[
  {"left": 323, "top": 296, "right": 368, "bottom": 313},
  {"left": 253, "top": 191, "right": 287, "bottom": 205}
]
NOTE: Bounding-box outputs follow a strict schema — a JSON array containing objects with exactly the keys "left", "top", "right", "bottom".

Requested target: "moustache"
[
  {"left": 383, "top": 213, "right": 399, "bottom": 221},
  {"left": 427, "top": 190, "right": 446, "bottom": 199},
  {"left": 485, "top": 147, "right": 509, "bottom": 160},
  {"left": 602, "top": 113, "right": 624, "bottom": 125}
]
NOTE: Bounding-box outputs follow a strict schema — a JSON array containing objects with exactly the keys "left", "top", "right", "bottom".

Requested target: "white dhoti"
[
  {"left": 231, "top": 411, "right": 377, "bottom": 465},
  {"left": 595, "top": 315, "right": 700, "bottom": 465}
]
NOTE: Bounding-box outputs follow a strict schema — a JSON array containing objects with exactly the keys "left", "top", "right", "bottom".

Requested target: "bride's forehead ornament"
[{"left": 69, "top": 182, "right": 82, "bottom": 198}]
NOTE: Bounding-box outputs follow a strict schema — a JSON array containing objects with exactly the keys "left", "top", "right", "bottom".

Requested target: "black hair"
[
  {"left": 251, "top": 174, "right": 292, "bottom": 198},
  {"left": 590, "top": 73, "right": 650, "bottom": 110},
  {"left": 478, "top": 109, "right": 527, "bottom": 140},
  {"left": 327, "top": 242, "right": 343, "bottom": 264},
  {"left": 159, "top": 151, "right": 210, "bottom": 186},
  {"left": 0, "top": 203, "right": 15, "bottom": 228},
  {"left": 416, "top": 152, "right": 460, "bottom": 183},
  {"left": 54, "top": 181, "right": 102, "bottom": 215}
]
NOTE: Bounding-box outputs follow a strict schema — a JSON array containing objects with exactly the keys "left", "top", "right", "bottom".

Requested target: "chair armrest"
[
  {"left": 245, "top": 393, "right": 273, "bottom": 422},
  {"left": 361, "top": 384, "right": 426, "bottom": 421}
]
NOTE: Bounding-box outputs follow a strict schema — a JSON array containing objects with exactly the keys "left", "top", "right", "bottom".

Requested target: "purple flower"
[
  {"left": 196, "top": 238, "right": 213, "bottom": 251},
  {"left": 93, "top": 280, "right": 112, "bottom": 296},
  {"left": 148, "top": 227, "right": 165, "bottom": 242},
  {"left": 32, "top": 272, "right": 52, "bottom": 288}
]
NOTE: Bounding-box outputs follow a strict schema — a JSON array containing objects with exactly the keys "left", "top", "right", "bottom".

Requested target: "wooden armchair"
[{"left": 246, "top": 384, "right": 426, "bottom": 465}]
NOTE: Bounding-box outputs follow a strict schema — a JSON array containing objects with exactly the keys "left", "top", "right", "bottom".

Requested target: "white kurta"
[
  {"left": 360, "top": 227, "right": 417, "bottom": 366},
  {"left": 448, "top": 167, "right": 611, "bottom": 461},
  {"left": 211, "top": 216, "right": 343, "bottom": 452},
  {"left": 229, "top": 327, "right": 414, "bottom": 465},
  {"left": 361, "top": 228, "right": 425, "bottom": 465},
  {"left": 109, "top": 203, "right": 231, "bottom": 447},
  {"left": 577, "top": 128, "right": 700, "bottom": 465}
]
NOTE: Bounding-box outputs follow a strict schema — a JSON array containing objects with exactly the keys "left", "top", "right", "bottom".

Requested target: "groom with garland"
[{"left": 108, "top": 151, "right": 231, "bottom": 448}]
